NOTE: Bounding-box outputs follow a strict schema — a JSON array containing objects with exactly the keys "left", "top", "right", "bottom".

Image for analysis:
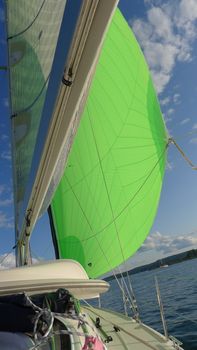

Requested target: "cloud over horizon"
[
  {"left": 0, "top": 185, "right": 13, "bottom": 208},
  {"left": 139, "top": 231, "right": 197, "bottom": 255},
  {"left": 0, "top": 252, "right": 40, "bottom": 270},
  {"left": 180, "top": 118, "right": 190, "bottom": 125},
  {"left": 1, "top": 150, "right": 11, "bottom": 161},
  {"left": 130, "top": 0, "right": 197, "bottom": 94},
  {"left": 0, "top": 252, "right": 16, "bottom": 270},
  {"left": 0, "top": 211, "right": 14, "bottom": 229}
]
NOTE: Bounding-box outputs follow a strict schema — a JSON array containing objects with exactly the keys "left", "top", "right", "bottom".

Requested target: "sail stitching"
[
  {"left": 68, "top": 144, "right": 167, "bottom": 249},
  {"left": 87, "top": 111, "right": 126, "bottom": 262},
  {"left": 11, "top": 73, "right": 50, "bottom": 118},
  {"left": 95, "top": 144, "right": 168, "bottom": 236},
  {"left": 63, "top": 175, "right": 134, "bottom": 307},
  {"left": 86, "top": 74, "right": 166, "bottom": 302},
  {"left": 8, "top": 0, "right": 46, "bottom": 40},
  {"left": 87, "top": 109, "right": 138, "bottom": 305}
]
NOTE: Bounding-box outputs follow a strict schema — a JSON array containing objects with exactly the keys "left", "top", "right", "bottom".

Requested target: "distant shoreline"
[{"left": 105, "top": 248, "right": 197, "bottom": 281}]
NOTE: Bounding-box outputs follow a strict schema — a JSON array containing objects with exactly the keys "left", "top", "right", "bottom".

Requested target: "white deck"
[
  {"left": 82, "top": 306, "right": 183, "bottom": 350},
  {"left": 0, "top": 260, "right": 109, "bottom": 299}
]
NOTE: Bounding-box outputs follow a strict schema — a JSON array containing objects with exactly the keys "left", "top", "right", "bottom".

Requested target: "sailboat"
[
  {"left": 159, "top": 259, "right": 169, "bottom": 268},
  {"left": 0, "top": 0, "right": 183, "bottom": 349}
]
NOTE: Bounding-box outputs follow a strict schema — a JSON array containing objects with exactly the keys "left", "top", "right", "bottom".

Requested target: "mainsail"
[
  {"left": 51, "top": 9, "right": 168, "bottom": 278},
  {"left": 7, "top": 1, "right": 118, "bottom": 266},
  {"left": 6, "top": 0, "right": 67, "bottom": 237}
]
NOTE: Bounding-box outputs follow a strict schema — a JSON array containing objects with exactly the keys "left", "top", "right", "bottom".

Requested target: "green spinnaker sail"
[{"left": 51, "top": 9, "right": 168, "bottom": 278}]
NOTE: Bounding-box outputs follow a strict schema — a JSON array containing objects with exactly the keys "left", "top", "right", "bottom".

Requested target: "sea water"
[{"left": 97, "top": 259, "right": 197, "bottom": 350}]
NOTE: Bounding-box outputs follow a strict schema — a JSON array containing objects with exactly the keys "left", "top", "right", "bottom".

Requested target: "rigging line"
[
  {"left": 87, "top": 77, "right": 165, "bottom": 292},
  {"left": 169, "top": 137, "right": 197, "bottom": 170},
  {"left": 87, "top": 110, "right": 135, "bottom": 306},
  {"left": 64, "top": 174, "right": 134, "bottom": 306},
  {"left": 67, "top": 63, "right": 142, "bottom": 304},
  {"left": 29, "top": 241, "right": 33, "bottom": 265},
  {"left": 120, "top": 276, "right": 128, "bottom": 316},
  {"left": 8, "top": 0, "right": 46, "bottom": 40},
  {"left": 0, "top": 248, "right": 14, "bottom": 266},
  {"left": 63, "top": 176, "right": 130, "bottom": 302},
  {"left": 11, "top": 73, "right": 50, "bottom": 118},
  {"left": 87, "top": 111, "right": 131, "bottom": 285},
  {"left": 63, "top": 177, "right": 120, "bottom": 286},
  {"left": 126, "top": 269, "right": 139, "bottom": 318},
  {"left": 29, "top": 248, "right": 40, "bottom": 262},
  {"left": 118, "top": 266, "right": 139, "bottom": 318},
  {"left": 95, "top": 235, "right": 135, "bottom": 309},
  {"left": 170, "top": 129, "right": 197, "bottom": 141},
  {"left": 68, "top": 164, "right": 161, "bottom": 245},
  {"left": 62, "top": 175, "right": 134, "bottom": 305},
  {"left": 167, "top": 311, "right": 197, "bottom": 326}
]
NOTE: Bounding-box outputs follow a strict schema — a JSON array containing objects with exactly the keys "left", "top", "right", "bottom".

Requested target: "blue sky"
[{"left": 0, "top": 0, "right": 197, "bottom": 269}]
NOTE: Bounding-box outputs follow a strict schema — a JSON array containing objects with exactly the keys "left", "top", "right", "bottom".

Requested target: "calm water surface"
[{"left": 95, "top": 259, "right": 197, "bottom": 350}]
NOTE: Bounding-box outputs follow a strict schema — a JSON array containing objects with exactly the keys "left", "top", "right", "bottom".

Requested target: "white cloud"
[
  {"left": 193, "top": 123, "right": 197, "bottom": 129},
  {"left": 130, "top": 0, "right": 197, "bottom": 94},
  {"left": 1, "top": 150, "right": 11, "bottom": 161},
  {"left": 0, "top": 184, "right": 13, "bottom": 208},
  {"left": 173, "top": 93, "right": 180, "bottom": 104},
  {"left": 180, "top": 118, "right": 190, "bottom": 125},
  {"left": 0, "top": 253, "right": 16, "bottom": 270},
  {"left": 0, "top": 211, "right": 14, "bottom": 229},
  {"left": 0, "top": 252, "right": 40, "bottom": 270},
  {"left": 0, "top": 186, "right": 5, "bottom": 196},
  {"left": 0, "top": 198, "right": 13, "bottom": 207},
  {"left": 190, "top": 138, "right": 197, "bottom": 144},
  {"left": 0, "top": 184, "right": 11, "bottom": 195},
  {"left": 3, "top": 98, "right": 8, "bottom": 108},
  {"left": 167, "top": 108, "right": 174, "bottom": 116},
  {"left": 147, "top": 7, "right": 173, "bottom": 42},
  {"left": 163, "top": 114, "right": 172, "bottom": 123},
  {"left": 177, "top": 0, "right": 197, "bottom": 40},
  {"left": 166, "top": 161, "right": 174, "bottom": 171},
  {"left": 160, "top": 96, "right": 170, "bottom": 106},
  {"left": 139, "top": 231, "right": 197, "bottom": 254},
  {"left": 1, "top": 134, "right": 8, "bottom": 141}
]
